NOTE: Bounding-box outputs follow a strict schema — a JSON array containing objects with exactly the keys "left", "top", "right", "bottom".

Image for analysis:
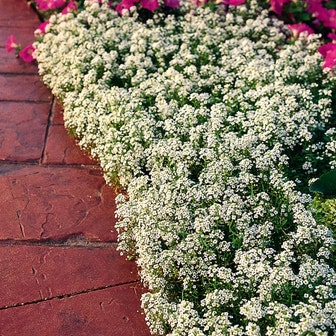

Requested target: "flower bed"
[{"left": 33, "top": 0, "right": 336, "bottom": 334}]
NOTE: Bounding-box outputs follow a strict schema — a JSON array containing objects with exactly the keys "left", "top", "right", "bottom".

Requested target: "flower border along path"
[
  {"left": 34, "top": 1, "right": 336, "bottom": 335},
  {"left": 0, "top": 1, "right": 150, "bottom": 335}
]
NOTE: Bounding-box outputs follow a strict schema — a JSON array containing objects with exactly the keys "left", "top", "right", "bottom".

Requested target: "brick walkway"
[{"left": 0, "top": 1, "right": 150, "bottom": 335}]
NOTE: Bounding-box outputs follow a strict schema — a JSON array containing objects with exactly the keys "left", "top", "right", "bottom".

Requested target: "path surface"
[{"left": 0, "top": 1, "right": 150, "bottom": 335}]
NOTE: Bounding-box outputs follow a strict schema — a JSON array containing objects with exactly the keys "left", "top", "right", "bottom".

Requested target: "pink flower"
[
  {"left": 115, "top": 0, "right": 135, "bottom": 14},
  {"left": 35, "top": 0, "right": 67, "bottom": 11},
  {"left": 164, "top": 0, "right": 179, "bottom": 8},
  {"left": 222, "top": 0, "right": 245, "bottom": 6},
  {"left": 322, "top": 49, "right": 336, "bottom": 69},
  {"left": 321, "top": 9, "right": 336, "bottom": 29},
  {"left": 306, "top": 0, "right": 322, "bottom": 13},
  {"left": 34, "top": 21, "right": 50, "bottom": 35},
  {"left": 307, "top": 0, "right": 329, "bottom": 24},
  {"left": 287, "top": 23, "right": 314, "bottom": 38},
  {"left": 6, "top": 35, "right": 18, "bottom": 53},
  {"left": 141, "top": 0, "right": 159, "bottom": 11},
  {"left": 191, "top": 0, "right": 207, "bottom": 6},
  {"left": 269, "top": 0, "right": 290, "bottom": 15},
  {"left": 318, "top": 43, "right": 336, "bottom": 69},
  {"left": 61, "top": 0, "right": 78, "bottom": 14},
  {"left": 318, "top": 43, "right": 336, "bottom": 58},
  {"left": 18, "top": 45, "right": 36, "bottom": 63},
  {"left": 328, "top": 33, "right": 336, "bottom": 41}
]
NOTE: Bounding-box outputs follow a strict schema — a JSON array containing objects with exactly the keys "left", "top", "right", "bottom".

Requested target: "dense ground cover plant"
[
  {"left": 5, "top": 0, "right": 336, "bottom": 68},
  {"left": 33, "top": 0, "right": 336, "bottom": 334}
]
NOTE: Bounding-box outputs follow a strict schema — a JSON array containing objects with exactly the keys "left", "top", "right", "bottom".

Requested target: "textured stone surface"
[
  {"left": 0, "top": 48, "right": 39, "bottom": 74},
  {"left": 0, "top": 283, "right": 150, "bottom": 336},
  {"left": 0, "top": 102, "right": 50, "bottom": 162},
  {"left": 0, "top": 26, "right": 37, "bottom": 50},
  {"left": 0, "top": 1, "right": 41, "bottom": 74},
  {"left": 0, "top": 245, "right": 139, "bottom": 307},
  {"left": 0, "top": 165, "right": 118, "bottom": 241},
  {"left": 0, "top": 1, "right": 40, "bottom": 25},
  {"left": 0, "top": 75, "right": 51, "bottom": 102},
  {"left": 43, "top": 125, "right": 97, "bottom": 165},
  {"left": 50, "top": 99, "right": 65, "bottom": 125}
]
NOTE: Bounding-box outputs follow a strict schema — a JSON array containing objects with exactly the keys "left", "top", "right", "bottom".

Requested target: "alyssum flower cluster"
[
  {"left": 6, "top": 0, "right": 336, "bottom": 69},
  {"left": 33, "top": 0, "right": 336, "bottom": 334}
]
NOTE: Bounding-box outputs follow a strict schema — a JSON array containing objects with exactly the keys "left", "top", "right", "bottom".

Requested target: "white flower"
[{"left": 34, "top": 1, "right": 336, "bottom": 334}]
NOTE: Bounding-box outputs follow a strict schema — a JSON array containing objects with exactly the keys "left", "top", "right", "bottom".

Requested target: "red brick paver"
[
  {"left": 0, "top": 283, "right": 146, "bottom": 336},
  {"left": 0, "top": 1, "right": 150, "bottom": 335}
]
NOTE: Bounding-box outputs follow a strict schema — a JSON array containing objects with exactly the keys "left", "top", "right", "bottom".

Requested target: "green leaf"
[{"left": 310, "top": 170, "right": 336, "bottom": 197}]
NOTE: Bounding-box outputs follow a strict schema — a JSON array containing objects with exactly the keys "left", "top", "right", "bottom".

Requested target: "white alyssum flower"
[{"left": 34, "top": 0, "right": 336, "bottom": 334}]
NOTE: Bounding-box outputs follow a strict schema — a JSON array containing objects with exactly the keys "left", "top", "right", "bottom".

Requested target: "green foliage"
[
  {"left": 309, "top": 170, "right": 336, "bottom": 198},
  {"left": 310, "top": 195, "right": 336, "bottom": 267}
]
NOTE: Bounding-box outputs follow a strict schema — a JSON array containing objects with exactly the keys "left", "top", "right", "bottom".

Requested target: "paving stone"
[
  {"left": 0, "top": 283, "right": 150, "bottom": 336},
  {"left": 0, "top": 48, "right": 39, "bottom": 74},
  {"left": 0, "top": 26, "right": 37, "bottom": 50},
  {"left": 0, "top": 102, "right": 50, "bottom": 162},
  {"left": 0, "top": 245, "right": 139, "bottom": 307},
  {"left": 50, "top": 99, "right": 65, "bottom": 125},
  {"left": 0, "top": 165, "right": 118, "bottom": 241},
  {"left": 0, "top": 74, "right": 51, "bottom": 102},
  {"left": 0, "top": 1, "right": 41, "bottom": 73},
  {"left": 0, "top": 2, "right": 40, "bottom": 48},
  {"left": 43, "top": 125, "right": 98, "bottom": 165},
  {"left": 0, "top": 1, "right": 40, "bottom": 25}
]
